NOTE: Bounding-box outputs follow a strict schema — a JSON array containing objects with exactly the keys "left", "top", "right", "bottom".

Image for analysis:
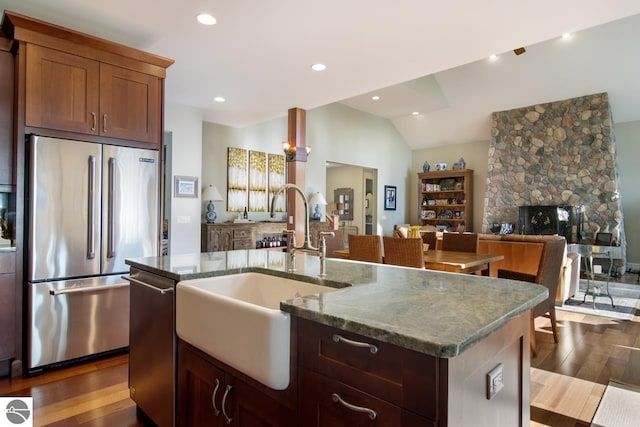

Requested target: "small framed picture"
[
  {"left": 174, "top": 175, "right": 198, "bottom": 198},
  {"left": 384, "top": 185, "right": 396, "bottom": 210}
]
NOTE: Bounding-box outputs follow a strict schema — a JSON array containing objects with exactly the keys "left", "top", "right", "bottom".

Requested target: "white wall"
[
  {"left": 202, "top": 103, "right": 412, "bottom": 236},
  {"left": 165, "top": 101, "right": 203, "bottom": 255},
  {"left": 613, "top": 120, "right": 640, "bottom": 267}
]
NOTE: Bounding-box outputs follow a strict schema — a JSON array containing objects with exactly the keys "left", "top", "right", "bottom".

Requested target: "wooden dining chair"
[
  {"left": 382, "top": 236, "right": 425, "bottom": 268},
  {"left": 442, "top": 232, "right": 478, "bottom": 253},
  {"left": 421, "top": 231, "right": 437, "bottom": 250},
  {"left": 347, "top": 234, "right": 383, "bottom": 263},
  {"left": 498, "top": 238, "right": 566, "bottom": 356}
]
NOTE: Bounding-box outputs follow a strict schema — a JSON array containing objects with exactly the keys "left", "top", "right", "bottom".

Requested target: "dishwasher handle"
[{"left": 123, "top": 275, "right": 174, "bottom": 295}]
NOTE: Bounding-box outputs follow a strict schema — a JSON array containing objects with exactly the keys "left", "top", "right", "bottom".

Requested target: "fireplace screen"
[{"left": 518, "top": 205, "right": 574, "bottom": 241}]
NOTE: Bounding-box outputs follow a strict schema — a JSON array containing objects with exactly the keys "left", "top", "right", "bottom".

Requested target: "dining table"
[{"left": 332, "top": 248, "right": 504, "bottom": 276}]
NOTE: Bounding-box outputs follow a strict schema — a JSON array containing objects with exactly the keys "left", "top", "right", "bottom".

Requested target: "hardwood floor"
[
  {"left": 0, "top": 354, "right": 144, "bottom": 426},
  {"left": 530, "top": 293, "right": 640, "bottom": 426},
  {"left": 1, "top": 281, "right": 639, "bottom": 426}
]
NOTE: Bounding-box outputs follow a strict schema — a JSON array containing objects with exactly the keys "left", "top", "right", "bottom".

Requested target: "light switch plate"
[{"left": 486, "top": 363, "right": 504, "bottom": 400}]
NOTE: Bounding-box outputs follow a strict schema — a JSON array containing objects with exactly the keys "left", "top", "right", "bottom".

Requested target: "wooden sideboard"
[{"left": 201, "top": 221, "right": 335, "bottom": 252}]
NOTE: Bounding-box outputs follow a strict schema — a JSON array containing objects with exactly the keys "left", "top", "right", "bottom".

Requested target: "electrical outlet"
[{"left": 486, "top": 363, "right": 504, "bottom": 400}]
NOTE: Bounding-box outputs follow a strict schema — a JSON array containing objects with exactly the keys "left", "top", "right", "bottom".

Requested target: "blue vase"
[{"left": 422, "top": 161, "right": 430, "bottom": 172}]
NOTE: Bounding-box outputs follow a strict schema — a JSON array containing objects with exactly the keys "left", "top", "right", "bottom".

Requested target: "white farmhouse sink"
[{"left": 176, "top": 272, "right": 339, "bottom": 390}]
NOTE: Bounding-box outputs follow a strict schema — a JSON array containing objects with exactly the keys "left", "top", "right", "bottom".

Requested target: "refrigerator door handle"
[
  {"left": 107, "top": 157, "right": 116, "bottom": 259},
  {"left": 87, "top": 155, "right": 96, "bottom": 259},
  {"left": 49, "top": 281, "right": 129, "bottom": 296}
]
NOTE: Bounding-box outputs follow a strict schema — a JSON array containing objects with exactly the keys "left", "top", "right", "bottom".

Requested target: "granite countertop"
[{"left": 126, "top": 250, "right": 547, "bottom": 358}]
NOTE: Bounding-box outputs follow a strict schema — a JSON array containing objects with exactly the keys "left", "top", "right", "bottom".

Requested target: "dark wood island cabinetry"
[{"left": 129, "top": 249, "right": 543, "bottom": 427}]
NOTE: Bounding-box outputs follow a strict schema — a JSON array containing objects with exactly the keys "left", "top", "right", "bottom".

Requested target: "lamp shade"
[
  {"left": 202, "top": 185, "right": 223, "bottom": 201},
  {"left": 309, "top": 192, "right": 327, "bottom": 206}
]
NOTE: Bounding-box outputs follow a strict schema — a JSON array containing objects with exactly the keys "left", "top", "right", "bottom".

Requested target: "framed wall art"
[
  {"left": 174, "top": 176, "right": 198, "bottom": 198},
  {"left": 227, "top": 147, "right": 248, "bottom": 212},
  {"left": 384, "top": 185, "right": 396, "bottom": 210},
  {"left": 248, "top": 150, "right": 267, "bottom": 212}
]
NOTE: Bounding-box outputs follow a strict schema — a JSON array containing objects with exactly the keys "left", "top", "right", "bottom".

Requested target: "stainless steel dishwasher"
[{"left": 125, "top": 269, "right": 175, "bottom": 427}]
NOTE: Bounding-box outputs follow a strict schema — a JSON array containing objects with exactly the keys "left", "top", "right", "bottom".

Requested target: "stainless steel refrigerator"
[{"left": 26, "top": 135, "right": 159, "bottom": 372}]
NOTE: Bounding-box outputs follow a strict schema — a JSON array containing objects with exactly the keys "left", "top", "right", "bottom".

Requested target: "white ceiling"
[{"left": 2, "top": 0, "right": 640, "bottom": 150}]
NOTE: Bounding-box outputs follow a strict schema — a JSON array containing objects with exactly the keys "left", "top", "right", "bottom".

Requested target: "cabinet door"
[
  {"left": 218, "top": 229, "right": 234, "bottom": 251},
  {"left": 0, "top": 273, "right": 15, "bottom": 361},
  {"left": 178, "top": 341, "right": 226, "bottom": 427},
  {"left": 25, "top": 44, "right": 100, "bottom": 135},
  {"left": 99, "top": 63, "right": 160, "bottom": 144},
  {"left": 231, "top": 377, "right": 297, "bottom": 426},
  {"left": 0, "top": 49, "right": 13, "bottom": 187}
]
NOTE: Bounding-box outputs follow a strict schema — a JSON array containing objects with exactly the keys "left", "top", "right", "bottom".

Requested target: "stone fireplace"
[{"left": 482, "top": 92, "right": 625, "bottom": 248}]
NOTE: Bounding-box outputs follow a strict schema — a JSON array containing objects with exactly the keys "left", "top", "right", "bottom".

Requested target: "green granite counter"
[{"left": 126, "top": 249, "right": 546, "bottom": 358}]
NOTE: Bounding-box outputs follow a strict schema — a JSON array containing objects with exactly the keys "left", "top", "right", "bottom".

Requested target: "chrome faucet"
[
  {"left": 318, "top": 231, "right": 335, "bottom": 277},
  {"left": 270, "top": 184, "right": 317, "bottom": 251}
]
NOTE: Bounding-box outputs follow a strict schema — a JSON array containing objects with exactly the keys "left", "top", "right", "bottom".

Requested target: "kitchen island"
[{"left": 126, "top": 249, "right": 546, "bottom": 427}]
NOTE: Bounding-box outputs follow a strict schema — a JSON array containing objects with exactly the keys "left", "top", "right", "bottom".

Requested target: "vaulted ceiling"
[{"left": 2, "top": 0, "right": 640, "bottom": 149}]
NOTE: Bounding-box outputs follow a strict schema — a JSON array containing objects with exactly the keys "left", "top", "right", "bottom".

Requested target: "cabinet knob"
[
  {"left": 103, "top": 114, "right": 108, "bottom": 133},
  {"left": 91, "top": 112, "right": 97, "bottom": 131}
]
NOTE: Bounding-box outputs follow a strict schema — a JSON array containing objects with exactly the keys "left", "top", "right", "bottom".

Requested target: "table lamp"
[
  {"left": 309, "top": 192, "right": 327, "bottom": 220},
  {"left": 202, "top": 185, "right": 224, "bottom": 223}
]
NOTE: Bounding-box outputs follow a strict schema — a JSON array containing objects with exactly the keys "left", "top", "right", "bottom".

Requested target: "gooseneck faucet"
[{"left": 270, "top": 183, "right": 317, "bottom": 251}]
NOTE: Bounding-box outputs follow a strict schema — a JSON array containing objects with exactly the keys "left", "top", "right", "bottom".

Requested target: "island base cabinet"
[
  {"left": 177, "top": 340, "right": 297, "bottom": 427},
  {"left": 299, "top": 368, "right": 435, "bottom": 427}
]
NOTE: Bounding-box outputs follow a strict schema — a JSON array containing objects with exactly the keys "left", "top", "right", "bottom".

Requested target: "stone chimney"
[{"left": 483, "top": 93, "right": 625, "bottom": 249}]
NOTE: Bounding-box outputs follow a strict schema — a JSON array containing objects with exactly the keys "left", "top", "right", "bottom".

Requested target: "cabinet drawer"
[
  {"left": 299, "top": 319, "right": 443, "bottom": 421},
  {"left": 300, "top": 368, "right": 435, "bottom": 427},
  {"left": 233, "top": 239, "right": 254, "bottom": 250},
  {"left": 233, "top": 228, "right": 252, "bottom": 239}
]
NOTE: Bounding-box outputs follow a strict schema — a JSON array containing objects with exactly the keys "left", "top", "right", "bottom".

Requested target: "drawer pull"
[
  {"left": 211, "top": 378, "right": 221, "bottom": 416},
  {"left": 332, "top": 334, "right": 378, "bottom": 354},
  {"left": 331, "top": 393, "right": 377, "bottom": 420},
  {"left": 222, "top": 384, "right": 233, "bottom": 424}
]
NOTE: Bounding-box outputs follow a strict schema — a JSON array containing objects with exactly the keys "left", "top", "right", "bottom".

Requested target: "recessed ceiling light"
[
  {"left": 489, "top": 54, "right": 498, "bottom": 61},
  {"left": 412, "top": 111, "right": 420, "bottom": 116},
  {"left": 213, "top": 96, "right": 226, "bottom": 103},
  {"left": 311, "top": 63, "right": 326, "bottom": 71},
  {"left": 372, "top": 96, "right": 380, "bottom": 101},
  {"left": 196, "top": 13, "right": 217, "bottom": 26},
  {"left": 561, "top": 33, "right": 572, "bottom": 40}
]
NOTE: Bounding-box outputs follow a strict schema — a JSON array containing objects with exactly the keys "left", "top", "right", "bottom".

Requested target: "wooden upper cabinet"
[
  {"left": 3, "top": 11, "right": 173, "bottom": 147},
  {"left": 0, "top": 46, "right": 14, "bottom": 187},
  {"left": 99, "top": 63, "right": 160, "bottom": 143},
  {"left": 25, "top": 44, "right": 100, "bottom": 135},
  {"left": 25, "top": 45, "right": 161, "bottom": 144}
]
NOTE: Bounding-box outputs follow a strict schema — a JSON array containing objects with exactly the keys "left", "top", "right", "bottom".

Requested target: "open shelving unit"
[{"left": 418, "top": 169, "right": 473, "bottom": 231}]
